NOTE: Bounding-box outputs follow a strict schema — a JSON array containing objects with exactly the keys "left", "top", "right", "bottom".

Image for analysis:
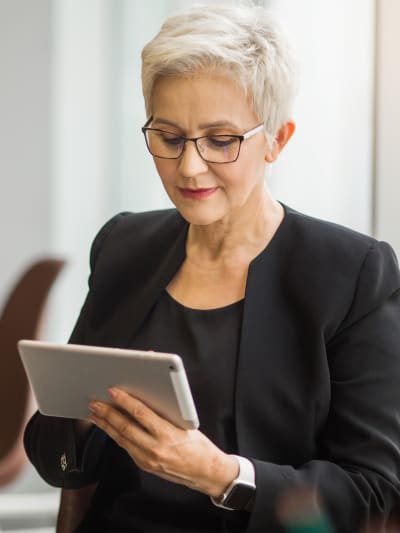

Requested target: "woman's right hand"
[{"left": 88, "top": 388, "right": 239, "bottom": 499}]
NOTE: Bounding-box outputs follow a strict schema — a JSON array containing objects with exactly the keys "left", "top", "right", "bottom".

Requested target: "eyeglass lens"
[{"left": 144, "top": 130, "right": 241, "bottom": 163}]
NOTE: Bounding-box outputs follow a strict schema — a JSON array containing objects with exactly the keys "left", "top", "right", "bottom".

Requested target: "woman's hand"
[{"left": 88, "top": 388, "right": 239, "bottom": 498}]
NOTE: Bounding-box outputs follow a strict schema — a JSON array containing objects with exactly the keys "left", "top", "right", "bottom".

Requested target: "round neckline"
[{"left": 163, "top": 289, "right": 244, "bottom": 312}]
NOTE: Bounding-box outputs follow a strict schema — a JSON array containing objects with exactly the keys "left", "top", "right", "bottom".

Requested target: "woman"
[{"left": 24, "top": 4, "right": 400, "bottom": 532}]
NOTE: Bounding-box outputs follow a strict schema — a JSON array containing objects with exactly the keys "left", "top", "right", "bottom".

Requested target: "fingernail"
[
  {"left": 89, "top": 414, "right": 99, "bottom": 424},
  {"left": 108, "top": 388, "right": 117, "bottom": 399},
  {"left": 89, "top": 402, "right": 101, "bottom": 413}
]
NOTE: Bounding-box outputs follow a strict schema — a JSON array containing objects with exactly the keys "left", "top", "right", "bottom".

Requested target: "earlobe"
[{"left": 265, "top": 121, "right": 295, "bottom": 163}]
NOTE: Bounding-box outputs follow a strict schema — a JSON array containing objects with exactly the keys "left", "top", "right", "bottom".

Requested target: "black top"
[
  {"left": 132, "top": 290, "right": 243, "bottom": 452},
  {"left": 23, "top": 206, "right": 400, "bottom": 532},
  {"left": 78, "top": 290, "right": 247, "bottom": 532}
]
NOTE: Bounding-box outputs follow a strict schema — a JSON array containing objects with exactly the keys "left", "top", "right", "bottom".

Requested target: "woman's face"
[{"left": 149, "top": 73, "right": 272, "bottom": 227}]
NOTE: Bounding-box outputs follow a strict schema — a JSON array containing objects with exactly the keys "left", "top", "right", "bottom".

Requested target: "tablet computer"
[{"left": 18, "top": 340, "right": 199, "bottom": 430}]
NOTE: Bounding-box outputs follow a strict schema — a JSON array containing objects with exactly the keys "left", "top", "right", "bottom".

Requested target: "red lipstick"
[{"left": 178, "top": 187, "right": 218, "bottom": 199}]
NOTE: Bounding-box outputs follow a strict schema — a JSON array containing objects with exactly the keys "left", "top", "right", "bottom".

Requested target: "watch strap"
[{"left": 210, "top": 455, "right": 256, "bottom": 511}]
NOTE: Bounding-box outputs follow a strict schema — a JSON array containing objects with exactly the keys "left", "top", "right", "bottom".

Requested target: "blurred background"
[{"left": 0, "top": 0, "right": 399, "bottom": 530}]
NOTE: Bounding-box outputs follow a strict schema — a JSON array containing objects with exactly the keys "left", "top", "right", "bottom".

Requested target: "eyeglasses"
[{"left": 141, "top": 118, "right": 264, "bottom": 164}]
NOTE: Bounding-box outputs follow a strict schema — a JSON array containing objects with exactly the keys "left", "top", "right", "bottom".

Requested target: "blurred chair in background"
[{"left": 0, "top": 257, "right": 65, "bottom": 487}]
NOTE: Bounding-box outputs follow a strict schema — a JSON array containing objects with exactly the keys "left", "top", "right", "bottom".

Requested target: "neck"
[{"left": 186, "top": 186, "right": 284, "bottom": 265}]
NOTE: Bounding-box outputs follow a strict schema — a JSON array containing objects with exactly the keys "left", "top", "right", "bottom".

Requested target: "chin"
[{"left": 175, "top": 204, "right": 225, "bottom": 226}]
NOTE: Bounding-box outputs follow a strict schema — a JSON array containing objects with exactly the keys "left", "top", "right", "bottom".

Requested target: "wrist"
[
  {"left": 209, "top": 453, "right": 240, "bottom": 499},
  {"left": 210, "top": 455, "right": 256, "bottom": 511}
]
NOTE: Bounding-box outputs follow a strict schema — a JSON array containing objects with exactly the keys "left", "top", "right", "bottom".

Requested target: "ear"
[{"left": 265, "top": 121, "right": 295, "bottom": 163}]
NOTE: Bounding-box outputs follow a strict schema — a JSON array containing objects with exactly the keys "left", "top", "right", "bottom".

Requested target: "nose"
[{"left": 178, "top": 140, "right": 209, "bottom": 178}]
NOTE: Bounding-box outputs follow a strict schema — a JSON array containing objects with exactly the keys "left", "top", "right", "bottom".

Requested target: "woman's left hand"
[{"left": 88, "top": 388, "right": 238, "bottom": 498}]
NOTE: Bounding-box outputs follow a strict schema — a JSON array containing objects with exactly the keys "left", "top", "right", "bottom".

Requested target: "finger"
[
  {"left": 89, "top": 401, "right": 153, "bottom": 450},
  {"left": 89, "top": 403, "right": 178, "bottom": 476},
  {"left": 108, "top": 387, "right": 167, "bottom": 436},
  {"left": 90, "top": 409, "right": 152, "bottom": 470}
]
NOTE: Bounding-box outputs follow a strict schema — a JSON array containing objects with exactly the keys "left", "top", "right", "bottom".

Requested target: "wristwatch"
[{"left": 210, "top": 455, "right": 256, "bottom": 511}]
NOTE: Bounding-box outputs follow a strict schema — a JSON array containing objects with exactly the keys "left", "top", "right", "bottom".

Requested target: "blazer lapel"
[
  {"left": 88, "top": 219, "right": 188, "bottom": 349},
  {"left": 235, "top": 210, "right": 295, "bottom": 458}
]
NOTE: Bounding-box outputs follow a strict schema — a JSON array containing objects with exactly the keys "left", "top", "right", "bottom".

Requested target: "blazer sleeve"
[
  {"left": 247, "top": 241, "right": 400, "bottom": 532},
  {"left": 23, "top": 214, "right": 127, "bottom": 488}
]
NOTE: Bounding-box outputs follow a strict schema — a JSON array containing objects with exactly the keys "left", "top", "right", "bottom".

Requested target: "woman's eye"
[
  {"left": 160, "top": 133, "right": 183, "bottom": 146},
  {"left": 207, "top": 136, "right": 237, "bottom": 148}
]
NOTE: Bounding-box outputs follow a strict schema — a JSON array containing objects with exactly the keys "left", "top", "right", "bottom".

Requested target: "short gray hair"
[{"left": 141, "top": 3, "right": 299, "bottom": 145}]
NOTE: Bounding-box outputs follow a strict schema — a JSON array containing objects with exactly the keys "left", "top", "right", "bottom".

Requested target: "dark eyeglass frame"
[{"left": 141, "top": 117, "right": 264, "bottom": 164}]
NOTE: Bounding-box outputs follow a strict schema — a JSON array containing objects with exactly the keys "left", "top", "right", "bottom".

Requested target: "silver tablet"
[{"left": 18, "top": 340, "right": 199, "bottom": 430}]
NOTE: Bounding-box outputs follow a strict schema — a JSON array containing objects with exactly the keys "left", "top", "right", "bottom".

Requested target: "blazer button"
[{"left": 60, "top": 452, "right": 67, "bottom": 471}]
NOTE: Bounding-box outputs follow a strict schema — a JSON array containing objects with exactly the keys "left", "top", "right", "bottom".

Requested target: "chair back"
[{"left": 0, "top": 258, "right": 65, "bottom": 486}]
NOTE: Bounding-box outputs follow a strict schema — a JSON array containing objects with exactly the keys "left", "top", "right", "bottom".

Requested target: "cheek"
[
  {"left": 240, "top": 151, "right": 267, "bottom": 183},
  {"left": 218, "top": 160, "right": 264, "bottom": 191},
  {"left": 154, "top": 159, "right": 176, "bottom": 186}
]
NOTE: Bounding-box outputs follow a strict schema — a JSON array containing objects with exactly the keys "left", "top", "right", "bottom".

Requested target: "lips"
[{"left": 178, "top": 187, "right": 218, "bottom": 199}]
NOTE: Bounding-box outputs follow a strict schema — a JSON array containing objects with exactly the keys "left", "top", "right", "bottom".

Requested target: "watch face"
[{"left": 224, "top": 483, "right": 255, "bottom": 510}]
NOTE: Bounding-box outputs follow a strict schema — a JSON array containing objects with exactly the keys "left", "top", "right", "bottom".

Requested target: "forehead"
[{"left": 151, "top": 74, "right": 258, "bottom": 130}]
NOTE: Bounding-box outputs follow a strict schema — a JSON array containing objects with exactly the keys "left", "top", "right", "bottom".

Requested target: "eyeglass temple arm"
[
  {"left": 242, "top": 123, "right": 265, "bottom": 140},
  {"left": 143, "top": 116, "right": 153, "bottom": 128}
]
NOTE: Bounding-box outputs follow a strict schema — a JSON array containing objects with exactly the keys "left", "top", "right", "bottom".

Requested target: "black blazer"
[{"left": 24, "top": 205, "right": 400, "bottom": 532}]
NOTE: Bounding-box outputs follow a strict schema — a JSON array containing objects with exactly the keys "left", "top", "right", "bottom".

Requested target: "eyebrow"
[{"left": 152, "top": 117, "right": 241, "bottom": 131}]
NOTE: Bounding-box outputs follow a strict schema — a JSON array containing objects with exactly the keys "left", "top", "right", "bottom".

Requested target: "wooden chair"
[{"left": 0, "top": 258, "right": 65, "bottom": 486}]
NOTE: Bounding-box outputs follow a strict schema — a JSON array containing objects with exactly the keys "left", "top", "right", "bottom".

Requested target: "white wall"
[
  {"left": 0, "top": 0, "right": 53, "bottom": 306},
  {"left": 47, "top": 0, "right": 114, "bottom": 341},
  {"left": 375, "top": 0, "right": 400, "bottom": 256},
  {"left": 0, "top": 0, "right": 57, "bottom": 496},
  {"left": 267, "top": 0, "right": 375, "bottom": 235}
]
